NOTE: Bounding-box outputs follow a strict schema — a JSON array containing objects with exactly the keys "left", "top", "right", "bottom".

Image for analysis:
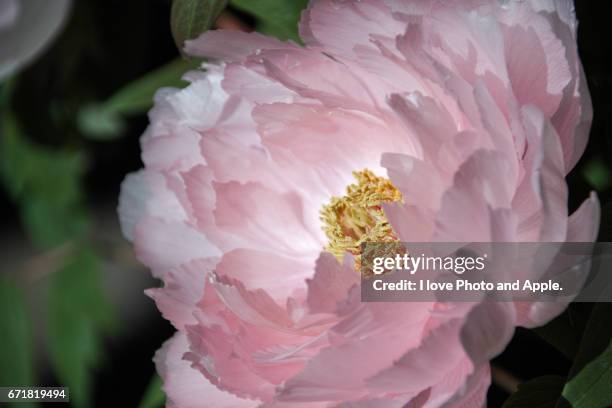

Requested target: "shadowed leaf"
[
  {"left": 138, "top": 374, "right": 165, "bottom": 408},
  {"left": 0, "top": 277, "right": 36, "bottom": 408},
  {"left": 563, "top": 340, "right": 612, "bottom": 408},
  {"left": 0, "top": 112, "right": 87, "bottom": 247},
  {"left": 47, "top": 249, "right": 116, "bottom": 408},
  {"left": 533, "top": 305, "right": 589, "bottom": 360},
  {"left": 503, "top": 376, "right": 565, "bottom": 408},
  {"left": 230, "top": 0, "right": 308, "bottom": 42},
  {"left": 556, "top": 303, "right": 612, "bottom": 408}
]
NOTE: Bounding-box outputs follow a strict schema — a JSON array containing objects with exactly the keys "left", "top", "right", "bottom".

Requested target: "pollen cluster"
[{"left": 320, "top": 169, "right": 403, "bottom": 273}]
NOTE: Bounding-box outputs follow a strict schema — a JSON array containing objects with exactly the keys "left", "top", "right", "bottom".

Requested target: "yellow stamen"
[{"left": 320, "top": 169, "right": 403, "bottom": 274}]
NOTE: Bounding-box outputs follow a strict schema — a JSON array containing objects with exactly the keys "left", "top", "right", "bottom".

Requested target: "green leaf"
[
  {"left": 47, "top": 248, "right": 116, "bottom": 408},
  {"left": 171, "top": 0, "right": 228, "bottom": 54},
  {"left": 21, "top": 199, "right": 89, "bottom": 248},
  {"left": 0, "top": 112, "right": 87, "bottom": 247},
  {"left": 567, "top": 304, "right": 612, "bottom": 378},
  {"left": 138, "top": 374, "right": 165, "bottom": 408},
  {"left": 583, "top": 159, "right": 611, "bottom": 191},
  {"left": 0, "top": 278, "right": 35, "bottom": 386},
  {"left": 556, "top": 303, "right": 612, "bottom": 408},
  {"left": 78, "top": 58, "right": 201, "bottom": 140},
  {"left": 563, "top": 340, "right": 612, "bottom": 408},
  {"left": 502, "top": 376, "right": 566, "bottom": 408},
  {"left": 533, "top": 305, "right": 588, "bottom": 360},
  {"left": 0, "top": 277, "right": 37, "bottom": 408},
  {"left": 230, "top": 0, "right": 308, "bottom": 42}
]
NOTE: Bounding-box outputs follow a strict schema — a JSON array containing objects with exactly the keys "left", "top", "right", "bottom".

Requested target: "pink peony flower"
[{"left": 119, "top": 0, "right": 599, "bottom": 406}]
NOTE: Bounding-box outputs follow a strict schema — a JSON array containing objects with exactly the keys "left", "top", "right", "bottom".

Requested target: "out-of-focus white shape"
[
  {"left": 0, "top": 0, "right": 72, "bottom": 79},
  {"left": 0, "top": 0, "right": 18, "bottom": 29}
]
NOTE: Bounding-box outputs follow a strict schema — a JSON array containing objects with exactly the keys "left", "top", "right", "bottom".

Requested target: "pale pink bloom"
[{"left": 119, "top": 0, "right": 599, "bottom": 406}]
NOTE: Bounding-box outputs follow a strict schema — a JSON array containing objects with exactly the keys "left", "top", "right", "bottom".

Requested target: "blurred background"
[{"left": 0, "top": 1, "right": 610, "bottom": 407}]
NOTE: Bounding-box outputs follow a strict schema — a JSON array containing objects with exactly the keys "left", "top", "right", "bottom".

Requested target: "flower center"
[{"left": 320, "top": 169, "right": 403, "bottom": 271}]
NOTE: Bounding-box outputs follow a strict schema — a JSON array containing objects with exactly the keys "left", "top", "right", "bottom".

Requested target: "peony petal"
[
  {"left": 460, "top": 302, "right": 516, "bottom": 366},
  {"left": 155, "top": 332, "right": 256, "bottom": 408},
  {"left": 255, "top": 47, "right": 383, "bottom": 112},
  {"left": 433, "top": 150, "right": 517, "bottom": 242},
  {"left": 185, "top": 30, "right": 289, "bottom": 61},
  {"left": 211, "top": 180, "right": 323, "bottom": 257},
  {"left": 367, "top": 319, "right": 467, "bottom": 394},
  {"left": 118, "top": 170, "right": 189, "bottom": 242},
  {"left": 381, "top": 153, "right": 444, "bottom": 211},
  {"left": 566, "top": 192, "right": 600, "bottom": 242},
  {"left": 521, "top": 106, "right": 568, "bottom": 241},
  {"left": 517, "top": 193, "right": 600, "bottom": 328},
  {"left": 278, "top": 302, "right": 433, "bottom": 402},
  {"left": 146, "top": 258, "right": 217, "bottom": 330},
  {"left": 439, "top": 364, "right": 490, "bottom": 408},
  {"left": 306, "top": 253, "right": 359, "bottom": 314},
  {"left": 300, "top": 0, "right": 404, "bottom": 58},
  {"left": 133, "top": 217, "right": 220, "bottom": 277}
]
